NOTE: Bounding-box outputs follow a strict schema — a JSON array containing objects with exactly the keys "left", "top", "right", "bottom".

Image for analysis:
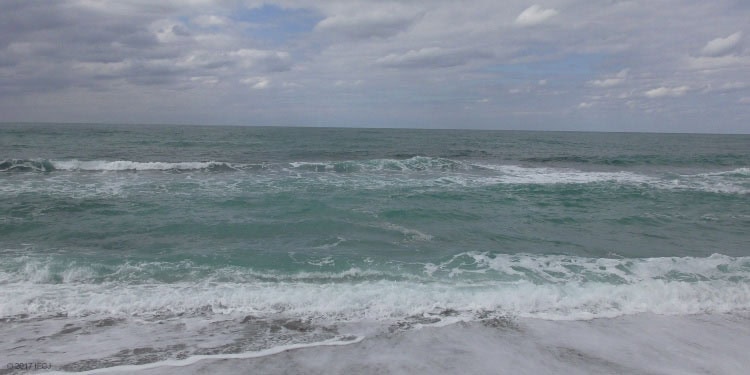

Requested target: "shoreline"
[{"left": 43, "top": 312, "right": 750, "bottom": 375}]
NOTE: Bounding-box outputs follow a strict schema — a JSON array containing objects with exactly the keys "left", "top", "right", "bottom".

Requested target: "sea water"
[{"left": 1, "top": 124, "right": 749, "bottom": 373}]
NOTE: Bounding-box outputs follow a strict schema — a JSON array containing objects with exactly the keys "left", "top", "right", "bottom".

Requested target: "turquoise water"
[{"left": 1, "top": 123, "right": 749, "bottom": 371}]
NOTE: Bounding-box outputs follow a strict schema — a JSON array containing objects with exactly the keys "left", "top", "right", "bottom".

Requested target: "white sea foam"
[
  {"left": 135, "top": 313, "right": 749, "bottom": 375},
  {"left": 2, "top": 157, "right": 746, "bottom": 196},
  {"left": 43, "top": 336, "right": 365, "bottom": 375},
  {"left": 471, "top": 164, "right": 748, "bottom": 193},
  {"left": 703, "top": 167, "right": 750, "bottom": 176},
  {"left": 424, "top": 252, "right": 750, "bottom": 284},
  {"left": 281, "top": 160, "right": 749, "bottom": 194},
  {"left": 287, "top": 157, "right": 467, "bottom": 173},
  {"left": 2, "top": 254, "right": 749, "bottom": 321},
  {"left": 51, "top": 160, "right": 235, "bottom": 171},
  {"left": 2, "top": 277, "right": 748, "bottom": 322},
  {"left": 376, "top": 222, "right": 434, "bottom": 242}
]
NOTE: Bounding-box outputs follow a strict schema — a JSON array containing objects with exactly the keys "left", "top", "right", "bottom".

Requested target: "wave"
[
  {"left": 0, "top": 158, "right": 55, "bottom": 172},
  {"left": 0, "top": 158, "right": 244, "bottom": 172},
  {"left": 521, "top": 154, "right": 750, "bottom": 167},
  {"left": 3, "top": 156, "right": 748, "bottom": 175},
  {"left": 53, "top": 160, "right": 243, "bottom": 171},
  {"left": 1, "top": 157, "right": 469, "bottom": 173},
  {"left": 287, "top": 156, "right": 470, "bottom": 173},
  {"left": 2, "top": 254, "right": 749, "bottom": 321},
  {"left": 2, "top": 157, "right": 747, "bottom": 195},
  {"left": 700, "top": 167, "right": 750, "bottom": 177},
  {"left": 5, "top": 253, "right": 748, "bottom": 285}
]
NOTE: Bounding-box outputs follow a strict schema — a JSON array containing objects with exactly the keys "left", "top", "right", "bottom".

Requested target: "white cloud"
[
  {"left": 150, "top": 19, "right": 192, "bottom": 43},
  {"left": 282, "top": 81, "right": 303, "bottom": 88},
  {"left": 720, "top": 82, "right": 748, "bottom": 90},
  {"left": 589, "top": 69, "right": 629, "bottom": 88},
  {"left": 229, "top": 49, "right": 291, "bottom": 71},
  {"left": 315, "top": 6, "right": 420, "bottom": 39},
  {"left": 176, "top": 52, "right": 228, "bottom": 70},
  {"left": 702, "top": 81, "right": 749, "bottom": 93},
  {"left": 515, "top": 5, "right": 558, "bottom": 26},
  {"left": 701, "top": 32, "right": 742, "bottom": 57},
  {"left": 578, "top": 102, "right": 593, "bottom": 108},
  {"left": 687, "top": 55, "right": 750, "bottom": 72},
  {"left": 240, "top": 76, "right": 270, "bottom": 89},
  {"left": 231, "top": 49, "right": 287, "bottom": 61},
  {"left": 193, "top": 15, "right": 228, "bottom": 27},
  {"left": 334, "top": 80, "right": 363, "bottom": 87},
  {"left": 189, "top": 75, "right": 219, "bottom": 85},
  {"left": 376, "top": 47, "right": 490, "bottom": 69},
  {"left": 644, "top": 86, "right": 690, "bottom": 98}
]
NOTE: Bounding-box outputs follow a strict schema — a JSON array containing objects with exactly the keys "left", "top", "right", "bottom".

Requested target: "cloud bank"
[{"left": 0, "top": 0, "right": 748, "bottom": 133}]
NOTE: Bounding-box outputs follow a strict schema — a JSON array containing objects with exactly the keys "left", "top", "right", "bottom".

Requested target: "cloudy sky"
[{"left": 1, "top": 0, "right": 748, "bottom": 133}]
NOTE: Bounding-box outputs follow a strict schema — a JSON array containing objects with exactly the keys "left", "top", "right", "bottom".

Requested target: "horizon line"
[{"left": 1, "top": 121, "right": 748, "bottom": 136}]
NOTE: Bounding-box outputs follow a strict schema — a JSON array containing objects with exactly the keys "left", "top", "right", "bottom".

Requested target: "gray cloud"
[
  {"left": 0, "top": 1, "right": 295, "bottom": 97},
  {"left": 701, "top": 32, "right": 743, "bottom": 57},
  {"left": 313, "top": 3, "right": 421, "bottom": 39},
  {"left": 588, "top": 69, "right": 629, "bottom": 88},
  {"left": 0, "top": 0, "right": 748, "bottom": 133},
  {"left": 376, "top": 47, "right": 492, "bottom": 69}
]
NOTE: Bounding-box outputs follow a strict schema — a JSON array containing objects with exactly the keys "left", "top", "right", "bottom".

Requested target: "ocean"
[{"left": 1, "top": 123, "right": 749, "bottom": 374}]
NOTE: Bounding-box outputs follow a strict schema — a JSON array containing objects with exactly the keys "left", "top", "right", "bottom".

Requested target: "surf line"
[{"left": 46, "top": 335, "right": 365, "bottom": 374}]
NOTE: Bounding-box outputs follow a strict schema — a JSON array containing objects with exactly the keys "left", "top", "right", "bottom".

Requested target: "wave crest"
[
  {"left": 2, "top": 157, "right": 747, "bottom": 194},
  {"left": 287, "top": 156, "right": 470, "bottom": 173},
  {"left": 0, "top": 159, "right": 55, "bottom": 172},
  {"left": 52, "top": 160, "right": 240, "bottom": 171},
  {"left": 2, "top": 254, "right": 749, "bottom": 321}
]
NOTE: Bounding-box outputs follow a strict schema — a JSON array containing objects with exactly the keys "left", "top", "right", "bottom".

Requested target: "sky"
[{"left": 0, "top": 0, "right": 748, "bottom": 133}]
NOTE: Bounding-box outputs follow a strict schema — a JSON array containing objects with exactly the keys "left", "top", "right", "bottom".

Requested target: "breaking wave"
[
  {"left": 1, "top": 159, "right": 243, "bottom": 172},
  {"left": 2, "top": 254, "right": 749, "bottom": 321},
  {"left": 2, "top": 157, "right": 747, "bottom": 195}
]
